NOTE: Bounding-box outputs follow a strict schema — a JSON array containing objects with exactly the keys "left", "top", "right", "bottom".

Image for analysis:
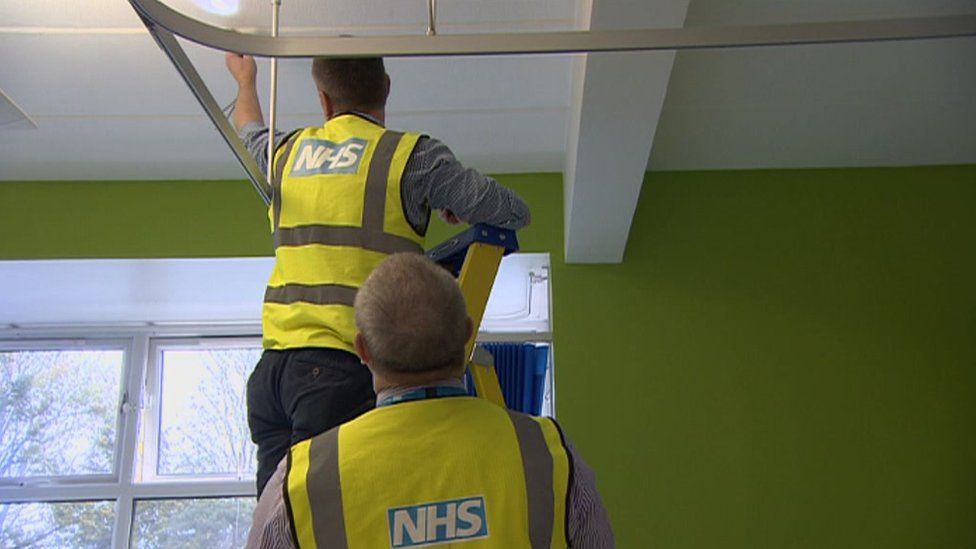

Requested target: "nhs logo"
[
  {"left": 387, "top": 496, "right": 488, "bottom": 548},
  {"left": 290, "top": 137, "right": 367, "bottom": 176}
]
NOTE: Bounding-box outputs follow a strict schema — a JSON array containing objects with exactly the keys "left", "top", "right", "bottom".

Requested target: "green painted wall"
[
  {"left": 0, "top": 180, "right": 271, "bottom": 259},
  {"left": 553, "top": 165, "right": 975, "bottom": 547},
  {"left": 2, "top": 166, "right": 974, "bottom": 547}
]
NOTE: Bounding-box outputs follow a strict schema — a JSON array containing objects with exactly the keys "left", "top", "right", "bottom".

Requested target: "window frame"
[
  {"left": 0, "top": 337, "right": 132, "bottom": 487},
  {"left": 141, "top": 336, "right": 263, "bottom": 484},
  {"left": 0, "top": 324, "right": 260, "bottom": 549}
]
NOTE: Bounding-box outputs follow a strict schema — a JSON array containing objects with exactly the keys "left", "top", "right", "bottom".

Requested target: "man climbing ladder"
[{"left": 225, "top": 53, "right": 531, "bottom": 497}]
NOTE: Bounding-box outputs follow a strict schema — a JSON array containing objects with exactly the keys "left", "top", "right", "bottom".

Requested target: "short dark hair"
[{"left": 311, "top": 57, "right": 388, "bottom": 112}]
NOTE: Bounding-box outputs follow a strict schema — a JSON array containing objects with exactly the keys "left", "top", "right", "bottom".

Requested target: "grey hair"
[{"left": 354, "top": 253, "right": 469, "bottom": 374}]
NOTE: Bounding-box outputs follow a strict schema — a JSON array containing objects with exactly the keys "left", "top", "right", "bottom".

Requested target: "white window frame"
[
  {"left": 140, "top": 336, "right": 263, "bottom": 484},
  {"left": 479, "top": 256, "right": 555, "bottom": 417},
  {"left": 0, "top": 324, "right": 259, "bottom": 549},
  {"left": 0, "top": 337, "right": 132, "bottom": 488}
]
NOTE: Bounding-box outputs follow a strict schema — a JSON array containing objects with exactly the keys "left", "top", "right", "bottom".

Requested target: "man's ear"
[
  {"left": 384, "top": 73, "right": 391, "bottom": 101},
  {"left": 354, "top": 333, "right": 371, "bottom": 365},
  {"left": 319, "top": 90, "right": 335, "bottom": 119}
]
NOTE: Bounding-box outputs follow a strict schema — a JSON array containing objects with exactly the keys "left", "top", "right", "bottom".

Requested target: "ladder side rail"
[{"left": 455, "top": 242, "right": 507, "bottom": 407}]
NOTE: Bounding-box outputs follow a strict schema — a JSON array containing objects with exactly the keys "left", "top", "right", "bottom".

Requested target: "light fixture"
[{"left": 192, "top": 0, "right": 239, "bottom": 17}]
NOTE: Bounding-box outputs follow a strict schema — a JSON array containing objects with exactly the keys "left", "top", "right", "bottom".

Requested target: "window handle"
[{"left": 119, "top": 390, "right": 148, "bottom": 415}]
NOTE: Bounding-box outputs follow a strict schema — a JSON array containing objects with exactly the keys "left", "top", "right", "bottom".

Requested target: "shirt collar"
[
  {"left": 331, "top": 111, "right": 384, "bottom": 127},
  {"left": 375, "top": 378, "right": 468, "bottom": 407}
]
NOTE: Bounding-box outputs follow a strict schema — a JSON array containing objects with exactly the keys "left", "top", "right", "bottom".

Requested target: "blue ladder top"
[{"left": 426, "top": 223, "right": 520, "bottom": 275}]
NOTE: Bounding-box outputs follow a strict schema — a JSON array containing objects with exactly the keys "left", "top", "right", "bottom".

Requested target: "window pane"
[
  {"left": 0, "top": 501, "right": 115, "bottom": 548},
  {"left": 0, "top": 349, "right": 124, "bottom": 477},
  {"left": 131, "top": 498, "right": 255, "bottom": 548},
  {"left": 157, "top": 347, "right": 259, "bottom": 477}
]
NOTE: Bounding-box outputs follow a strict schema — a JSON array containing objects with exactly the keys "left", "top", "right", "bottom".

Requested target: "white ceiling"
[{"left": 0, "top": 0, "right": 974, "bottom": 262}]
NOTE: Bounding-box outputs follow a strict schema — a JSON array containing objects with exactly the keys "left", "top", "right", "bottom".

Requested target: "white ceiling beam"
[{"left": 564, "top": 0, "right": 690, "bottom": 263}]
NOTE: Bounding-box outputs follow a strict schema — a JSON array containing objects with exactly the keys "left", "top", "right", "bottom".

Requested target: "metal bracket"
[{"left": 137, "top": 15, "right": 272, "bottom": 204}]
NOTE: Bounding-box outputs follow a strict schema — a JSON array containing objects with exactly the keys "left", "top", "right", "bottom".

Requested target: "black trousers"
[{"left": 246, "top": 347, "right": 375, "bottom": 497}]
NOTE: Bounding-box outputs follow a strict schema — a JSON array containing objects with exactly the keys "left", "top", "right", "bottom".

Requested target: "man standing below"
[
  {"left": 247, "top": 253, "right": 614, "bottom": 548},
  {"left": 225, "top": 54, "right": 531, "bottom": 497}
]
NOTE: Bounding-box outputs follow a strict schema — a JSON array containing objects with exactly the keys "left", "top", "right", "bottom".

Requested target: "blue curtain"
[{"left": 464, "top": 343, "right": 549, "bottom": 415}]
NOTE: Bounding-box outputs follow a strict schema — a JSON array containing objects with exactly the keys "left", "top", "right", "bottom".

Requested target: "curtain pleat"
[{"left": 464, "top": 343, "right": 549, "bottom": 415}]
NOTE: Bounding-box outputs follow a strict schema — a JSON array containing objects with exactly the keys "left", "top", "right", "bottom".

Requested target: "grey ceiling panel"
[
  {"left": 650, "top": 37, "right": 976, "bottom": 170},
  {"left": 2, "top": 0, "right": 974, "bottom": 181}
]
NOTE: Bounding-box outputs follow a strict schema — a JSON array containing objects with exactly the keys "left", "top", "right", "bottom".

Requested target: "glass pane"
[
  {"left": 157, "top": 347, "right": 259, "bottom": 477},
  {"left": 0, "top": 501, "right": 115, "bottom": 548},
  {"left": 131, "top": 498, "right": 255, "bottom": 548},
  {"left": 0, "top": 349, "right": 124, "bottom": 477}
]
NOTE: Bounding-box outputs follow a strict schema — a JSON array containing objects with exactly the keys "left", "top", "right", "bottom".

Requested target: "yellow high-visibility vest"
[
  {"left": 285, "top": 396, "right": 572, "bottom": 549},
  {"left": 263, "top": 114, "right": 426, "bottom": 351}
]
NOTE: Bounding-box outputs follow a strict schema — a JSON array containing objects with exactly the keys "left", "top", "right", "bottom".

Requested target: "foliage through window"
[
  {"left": 0, "top": 349, "right": 124, "bottom": 478},
  {"left": 131, "top": 498, "right": 255, "bottom": 548},
  {"left": 0, "top": 328, "right": 547, "bottom": 547},
  {"left": 0, "top": 335, "right": 261, "bottom": 549},
  {"left": 155, "top": 347, "right": 259, "bottom": 478},
  {"left": 0, "top": 501, "right": 115, "bottom": 548}
]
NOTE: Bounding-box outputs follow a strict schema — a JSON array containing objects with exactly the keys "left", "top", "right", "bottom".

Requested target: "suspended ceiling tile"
[
  {"left": 650, "top": 37, "right": 976, "bottom": 170},
  {"left": 391, "top": 107, "right": 568, "bottom": 174},
  {"left": 0, "top": 0, "right": 144, "bottom": 27},
  {"left": 0, "top": 103, "right": 567, "bottom": 180},
  {"left": 387, "top": 55, "right": 574, "bottom": 113},
  {"left": 0, "top": 117, "right": 238, "bottom": 180},
  {"left": 0, "top": 34, "right": 221, "bottom": 117}
]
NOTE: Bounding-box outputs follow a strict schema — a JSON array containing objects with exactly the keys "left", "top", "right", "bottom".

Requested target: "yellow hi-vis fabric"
[
  {"left": 262, "top": 114, "right": 425, "bottom": 351},
  {"left": 285, "top": 397, "right": 572, "bottom": 549}
]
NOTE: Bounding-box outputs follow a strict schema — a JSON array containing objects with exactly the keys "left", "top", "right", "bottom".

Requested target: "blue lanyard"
[{"left": 377, "top": 386, "right": 469, "bottom": 407}]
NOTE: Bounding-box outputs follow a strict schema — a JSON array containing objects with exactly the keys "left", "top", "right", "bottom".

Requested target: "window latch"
[{"left": 119, "top": 390, "right": 147, "bottom": 415}]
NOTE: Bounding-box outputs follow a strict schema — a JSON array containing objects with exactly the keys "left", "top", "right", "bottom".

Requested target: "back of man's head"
[
  {"left": 354, "top": 253, "right": 470, "bottom": 375},
  {"left": 312, "top": 57, "right": 388, "bottom": 113}
]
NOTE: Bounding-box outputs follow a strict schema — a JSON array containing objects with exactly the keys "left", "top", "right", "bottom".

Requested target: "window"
[
  {"left": 141, "top": 341, "right": 260, "bottom": 480},
  {"left": 0, "top": 345, "right": 126, "bottom": 479},
  {"left": 130, "top": 497, "right": 254, "bottom": 548},
  {"left": 480, "top": 254, "right": 554, "bottom": 416},
  {"left": 0, "top": 501, "right": 115, "bottom": 548},
  {"left": 0, "top": 331, "right": 260, "bottom": 549}
]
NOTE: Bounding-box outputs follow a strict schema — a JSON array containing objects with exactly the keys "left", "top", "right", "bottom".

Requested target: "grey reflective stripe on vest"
[
  {"left": 304, "top": 428, "right": 348, "bottom": 549},
  {"left": 267, "top": 130, "right": 422, "bottom": 306},
  {"left": 264, "top": 283, "right": 358, "bottom": 306},
  {"left": 274, "top": 224, "right": 424, "bottom": 254},
  {"left": 297, "top": 412, "right": 558, "bottom": 548},
  {"left": 272, "top": 130, "right": 420, "bottom": 253},
  {"left": 361, "top": 130, "right": 403, "bottom": 237},
  {"left": 508, "top": 411, "right": 555, "bottom": 549},
  {"left": 271, "top": 132, "right": 301, "bottom": 237}
]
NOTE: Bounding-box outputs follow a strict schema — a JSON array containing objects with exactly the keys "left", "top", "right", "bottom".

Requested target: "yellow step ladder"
[{"left": 426, "top": 224, "right": 518, "bottom": 407}]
